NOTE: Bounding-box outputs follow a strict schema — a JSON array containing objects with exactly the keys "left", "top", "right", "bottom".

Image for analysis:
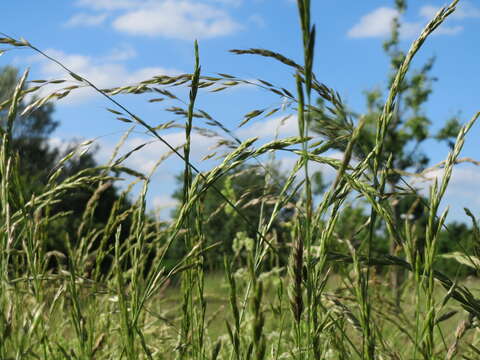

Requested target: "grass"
[{"left": 1, "top": 0, "right": 480, "bottom": 358}]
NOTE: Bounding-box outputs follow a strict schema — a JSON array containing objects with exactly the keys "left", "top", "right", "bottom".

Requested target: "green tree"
[
  {"left": 310, "top": 0, "right": 461, "bottom": 232},
  {"left": 311, "top": 1, "right": 460, "bottom": 184},
  {"left": 310, "top": 0, "right": 466, "bottom": 297},
  {"left": 171, "top": 163, "right": 296, "bottom": 270},
  {"left": 0, "top": 65, "right": 130, "bottom": 262},
  {"left": 0, "top": 66, "right": 60, "bottom": 191}
]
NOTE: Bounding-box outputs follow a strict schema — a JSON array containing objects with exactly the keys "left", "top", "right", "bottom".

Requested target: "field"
[{"left": 1, "top": 0, "right": 480, "bottom": 359}]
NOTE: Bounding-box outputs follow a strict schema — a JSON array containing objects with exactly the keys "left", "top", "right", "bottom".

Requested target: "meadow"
[{"left": 1, "top": 0, "right": 480, "bottom": 359}]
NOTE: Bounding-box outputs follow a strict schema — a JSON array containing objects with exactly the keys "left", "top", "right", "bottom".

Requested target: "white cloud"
[
  {"left": 348, "top": 4, "right": 471, "bottom": 40},
  {"left": 73, "top": 0, "right": 242, "bottom": 40},
  {"left": 348, "top": 7, "right": 400, "bottom": 38},
  {"left": 417, "top": 1, "right": 480, "bottom": 36},
  {"left": 399, "top": 21, "right": 423, "bottom": 38},
  {"left": 449, "top": 1, "right": 480, "bottom": 19},
  {"left": 76, "top": 0, "right": 244, "bottom": 10},
  {"left": 151, "top": 194, "right": 179, "bottom": 220},
  {"left": 27, "top": 48, "right": 180, "bottom": 105},
  {"left": 113, "top": 131, "right": 225, "bottom": 174},
  {"left": 75, "top": 0, "right": 137, "bottom": 10},
  {"left": 277, "top": 150, "right": 344, "bottom": 184},
  {"left": 152, "top": 194, "right": 178, "bottom": 211},
  {"left": 64, "top": 13, "right": 108, "bottom": 27},
  {"left": 447, "top": 167, "right": 480, "bottom": 203},
  {"left": 347, "top": 7, "right": 425, "bottom": 39},
  {"left": 422, "top": 166, "right": 480, "bottom": 192},
  {"left": 419, "top": 5, "right": 442, "bottom": 20},
  {"left": 248, "top": 14, "right": 266, "bottom": 28},
  {"left": 112, "top": 1, "right": 242, "bottom": 40},
  {"left": 420, "top": 2, "right": 480, "bottom": 20},
  {"left": 408, "top": 165, "right": 480, "bottom": 221},
  {"left": 207, "top": 0, "right": 242, "bottom": 6},
  {"left": 93, "top": 128, "right": 233, "bottom": 217},
  {"left": 236, "top": 115, "right": 298, "bottom": 138},
  {"left": 47, "top": 137, "right": 75, "bottom": 155},
  {"left": 101, "top": 44, "right": 137, "bottom": 61},
  {"left": 434, "top": 25, "right": 464, "bottom": 36}
]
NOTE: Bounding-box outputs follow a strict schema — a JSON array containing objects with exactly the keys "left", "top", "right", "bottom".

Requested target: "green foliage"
[
  {"left": 171, "top": 164, "right": 295, "bottom": 269},
  {"left": 2, "top": 0, "right": 480, "bottom": 358},
  {"left": 310, "top": 3, "right": 458, "bottom": 185},
  {"left": 436, "top": 116, "right": 463, "bottom": 149},
  {"left": 0, "top": 66, "right": 130, "bottom": 262},
  {"left": 309, "top": 0, "right": 471, "bottom": 277},
  {"left": 436, "top": 222, "right": 477, "bottom": 277},
  {"left": 0, "top": 66, "right": 59, "bottom": 192}
]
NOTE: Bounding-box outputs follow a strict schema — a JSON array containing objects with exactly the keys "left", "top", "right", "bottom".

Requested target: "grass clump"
[{"left": 1, "top": 0, "right": 480, "bottom": 359}]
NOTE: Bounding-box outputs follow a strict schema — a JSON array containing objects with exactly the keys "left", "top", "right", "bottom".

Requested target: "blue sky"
[{"left": 1, "top": 0, "right": 479, "bottom": 222}]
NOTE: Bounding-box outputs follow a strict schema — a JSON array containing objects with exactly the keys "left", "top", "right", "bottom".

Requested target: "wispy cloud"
[
  {"left": 348, "top": 2, "right": 479, "bottom": 40},
  {"left": 236, "top": 115, "right": 298, "bottom": 139},
  {"left": 348, "top": 7, "right": 404, "bottom": 39},
  {"left": 101, "top": 44, "right": 137, "bottom": 61},
  {"left": 277, "top": 150, "right": 343, "bottom": 185},
  {"left": 248, "top": 14, "right": 266, "bottom": 28},
  {"left": 152, "top": 195, "right": 178, "bottom": 211},
  {"left": 108, "top": 131, "right": 225, "bottom": 173},
  {"left": 75, "top": 0, "right": 136, "bottom": 11},
  {"left": 64, "top": 13, "right": 108, "bottom": 27},
  {"left": 112, "top": 1, "right": 242, "bottom": 40},
  {"left": 411, "top": 165, "right": 480, "bottom": 221},
  {"left": 420, "top": 2, "right": 480, "bottom": 20},
  {"left": 72, "top": 0, "right": 243, "bottom": 40},
  {"left": 207, "top": 0, "right": 243, "bottom": 7},
  {"left": 419, "top": 5, "right": 443, "bottom": 20},
  {"left": 433, "top": 25, "right": 464, "bottom": 36},
  {"left": 26, "top": 48, "right": 180, "bottom": 105}
]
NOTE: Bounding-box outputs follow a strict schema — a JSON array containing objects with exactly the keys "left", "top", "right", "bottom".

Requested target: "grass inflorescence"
[{"left": 1, "top": 0, "right": 480, "bottom": 359}]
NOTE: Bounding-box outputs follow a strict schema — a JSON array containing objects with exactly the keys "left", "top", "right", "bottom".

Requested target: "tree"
[
  {"left": 309, "top": 0, "right": 466, "bottom": 298},
  {"left": 0, "top": 66, "right": 60, "bottom": 191},
  {"left": 311, "top": 0, "right": 461, "bottom": 229},
  {"left": 312, "top": 16, "right": 459, "bottom": 183},
  {"left": 171, "top": 163, "right": 297, "bottom": 270},
  {"left": 0, "top": 65, "right": 130, "bottom": 264}
]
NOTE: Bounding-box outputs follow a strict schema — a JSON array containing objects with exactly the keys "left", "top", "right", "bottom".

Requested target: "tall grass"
[{"left": 1, "top": 0, "right": 480, "bottom": 358}]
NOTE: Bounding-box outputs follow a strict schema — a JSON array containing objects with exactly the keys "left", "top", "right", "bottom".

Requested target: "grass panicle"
[{"left": 0, "top": 0, "right": 478, "bottom": 358}]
